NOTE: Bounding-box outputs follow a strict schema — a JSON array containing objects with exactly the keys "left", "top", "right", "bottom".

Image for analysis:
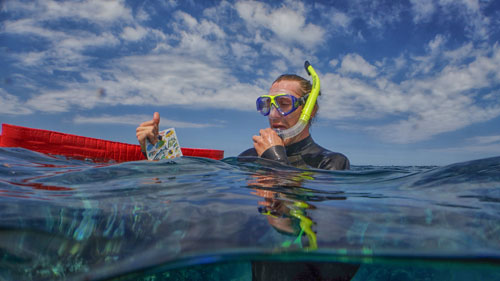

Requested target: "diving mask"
[{"left": 256, "top": 92, "right": 309, "bottom": 116}]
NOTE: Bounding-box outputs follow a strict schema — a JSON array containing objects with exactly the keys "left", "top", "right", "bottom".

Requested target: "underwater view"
[{"left": 0, "top": 147, "right": 499, "bottom": 280}]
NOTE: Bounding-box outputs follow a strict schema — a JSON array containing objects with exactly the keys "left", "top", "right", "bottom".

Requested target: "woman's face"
[
  {"left": 267, "top": 80, "right": 311, "bottom": 145},
  {"left": 267, "top": 80, "right": 303, "bottom": 132}
]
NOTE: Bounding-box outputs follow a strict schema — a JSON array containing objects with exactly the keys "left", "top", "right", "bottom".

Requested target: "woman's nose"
[{"left": 269, "top": 104, "right": 281, "bottom": 118}]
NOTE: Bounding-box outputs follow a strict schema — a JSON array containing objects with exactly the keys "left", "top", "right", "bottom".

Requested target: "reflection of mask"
[
  {"left": 258, "top": 197, "right": 317, "bottom": 250},
  {"left": 258, "top": 204, "right": 300, "bottom": 237}
]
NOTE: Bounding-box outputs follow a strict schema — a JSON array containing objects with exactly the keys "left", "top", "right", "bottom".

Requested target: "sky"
[{"left": 1, "top": 0, "right": 500, "bottom": 166}]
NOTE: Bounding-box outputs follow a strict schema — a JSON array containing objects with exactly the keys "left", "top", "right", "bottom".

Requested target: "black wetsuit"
[{"left": 239, "top": 135, "right": 350, "bottom": 170}]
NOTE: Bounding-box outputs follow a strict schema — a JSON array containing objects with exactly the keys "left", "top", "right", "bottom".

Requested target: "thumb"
[{"left": 153, "top": 112, "right": 160, "bottom": 125}]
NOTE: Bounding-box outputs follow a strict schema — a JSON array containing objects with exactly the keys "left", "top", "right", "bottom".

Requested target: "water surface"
[{"left": 0, "top": 147, "right": 499, "bottom": 280}]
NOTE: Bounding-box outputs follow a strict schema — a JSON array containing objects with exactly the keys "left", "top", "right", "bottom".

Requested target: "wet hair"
[{"left": 272, "top": 74, "right": 320, "bottom": 125}]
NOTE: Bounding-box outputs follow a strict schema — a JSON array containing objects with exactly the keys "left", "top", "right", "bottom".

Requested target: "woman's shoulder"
[{"left": 319, "top": 150, "right": 350, "bottom": 170}]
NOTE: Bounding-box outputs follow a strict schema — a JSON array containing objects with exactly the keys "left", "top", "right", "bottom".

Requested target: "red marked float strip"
[{"left": 0, "top": 124, "right": 224, "bottom": 162}]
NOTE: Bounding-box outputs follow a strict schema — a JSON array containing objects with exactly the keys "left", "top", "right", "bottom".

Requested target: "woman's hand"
[
  {"left": 136, "top": 112, "right": 160, "bottom": 152},
  {"left": 252, "top": 128, "right": 284, "bottom": 156}
]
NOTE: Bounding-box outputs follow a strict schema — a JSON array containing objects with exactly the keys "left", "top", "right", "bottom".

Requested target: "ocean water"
[{"left": 0, "top": 147, "right": 499, "bottom": 281}]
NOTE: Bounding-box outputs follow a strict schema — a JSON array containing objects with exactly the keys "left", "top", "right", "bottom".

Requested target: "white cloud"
[
  {"left": 330, "top": 10, "right": 351, "bottom": 29},
  {"left": 121, "top": 26, "right": 147, "bottom": 41},
  {"left": 135, "top": 6, "right": 150, "bottom": 22},
  {"left": 3, "top": 2, "right": 123, "bottom": 68},
  {"left": 23, "top": 53, "right": 263, "bottom": 113},
  {"left": 329, "top": 59, "right": 339, "bottom": 68},
  {"left": 321, "top": 43, "right": 500, "bottom": 144},
  {"left": 424, "top": 141, "right": 500, "bottom": 155},
  {"left": 410, "top": 0, "right": 436, "bottom": 23},
  {"left": 392, "top": 54, "right": 407, "bottom": 71},
  {"left": 340, "top": 53, "right": 378, "bottom": 78},
  {"left": 41, "top": 0, "right": 133, "bottom": 24},
  {"left": 0, "top": 89, "right": 33, "bottom": 115},
  {"left": 428, "top": 34, "right": 447, "bottom": 53},
  {"left": 16, "top": 51, "right": 47, "bottom": 66},
  {"left": 2, "top": 1, "right": 265, "bottom": 115},
  {"left": 175, "top": 11, "right": 199, "bottom": 30},
  {"left": 235, "top": 0, "right": 325, "bottom": 48},
  {"left": 161, "top": 0, "right": 178, "bottom": 9},
  {"left": 25, "top": 89, "right": 100, "bottom": 113},
  {"left": 60, "top": 32, "right": 120, "bottom": 51},
  {"left": 4, "top": 18, "right": 64, "bottom": 39},
  {"left": 322, "top": 7, "right": 354, "bottom": 35},
  {"left": 254, "top": 36, "right": 309, "bottom": 67},
  {"left": 230, "top": 42, "right": 257, "bottom": 59},
  {"left": 198, "top": 20, "right": 226, "bottom": 39},
  {"left": 175, "top": 11, "right": 225, "bottom": 39},
  {"left": 170, "top": 11, "right": 228, "bottom": 60},
  {"left": 271, "top": 60, "right": 287, "bottom": 73},
  {"left": 4, "top": 0, "right": 133, "bottom": 24},
  {"left": 459, "top": 0, "right": 481, "bottom": 11},
  {"left": 361, "top": 1, "right": 404, "bottom": 30},
  {"left": 73, "top": 114, "right": 222, "bottom": 128},
  {"left": 467, "top": 135, "right": 500, "bottom": 145},
  {"left": 409, "top": 35, "right": 450, "bottom": 76},
  {"left": 443, "top": 42, "right": 475, "bottom": 63},
  {"left": 372, "top": 105, "right": 500, "bottom": 143},
  {"left": 410, "top": 0, "right": 490, "bottom": 40}
]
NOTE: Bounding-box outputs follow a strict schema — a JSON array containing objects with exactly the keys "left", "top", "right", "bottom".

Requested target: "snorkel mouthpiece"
[{"left": 275, "top": 61, "right": 321, "bottom": 140}]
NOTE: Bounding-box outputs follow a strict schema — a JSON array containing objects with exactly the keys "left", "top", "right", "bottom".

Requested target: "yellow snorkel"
[{"left": 275, "top": 61, "right": 321, "bottom": 140}]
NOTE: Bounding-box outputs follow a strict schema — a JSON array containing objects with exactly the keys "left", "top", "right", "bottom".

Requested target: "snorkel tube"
[{"left": 275, "top": 61, "right": 320, "bottom": 140}]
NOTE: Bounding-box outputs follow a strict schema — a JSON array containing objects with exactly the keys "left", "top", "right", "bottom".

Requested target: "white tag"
[{"left": 146, "top": 128, "right": 183, "bottom": 160}]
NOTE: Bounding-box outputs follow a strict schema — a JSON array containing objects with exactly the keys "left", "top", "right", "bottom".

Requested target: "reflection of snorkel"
[
  {"left": 287, "top": 201, "right": 317, "bottom": 250},
  {"left": 259, "top": 200, "right": 318, "bottom": 251},
  {"left": 275, "top": 61, "right": 321, "bottom": 140}
]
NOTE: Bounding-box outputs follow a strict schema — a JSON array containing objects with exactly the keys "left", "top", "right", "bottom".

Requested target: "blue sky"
[{"left": 1, "top": 0, "right": 500, "bottom": 166}]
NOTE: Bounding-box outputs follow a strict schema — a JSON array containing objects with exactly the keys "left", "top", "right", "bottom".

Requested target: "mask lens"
[
  {"left": 256, "top": 96, "right": 271, "bottom": 116},
  {"left": 275, "top": 95, "right": 294, "bottom": 115}
]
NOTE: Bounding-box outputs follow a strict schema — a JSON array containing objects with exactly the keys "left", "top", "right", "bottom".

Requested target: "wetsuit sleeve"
[
  {"left": 239, "top": 147, "right": 290, "bottom": 165},
  {"left": 260, "top": 145, "right": 290, "bottom": 165}
]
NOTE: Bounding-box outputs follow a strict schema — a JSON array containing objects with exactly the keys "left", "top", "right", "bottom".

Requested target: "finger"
[
  {"left": 136, "top": 126, "right": 153, "bottom": 133},
  {"left": 152, "top": 125, "right": 158, "bottom": 136},
  {"left": 263, "top": 128, "right": 282, "bottom": 141},
  {"left": 136, "top": 131, "right": 144, "bottom": 142},
  {"left": 263, "top": 128, "right": 278, "bottom": 136},
  {"left": 154, "top": 121, "right": 160, "bottom": 133},
  {"left": 147, "top": 132, "right": 157, "bottom": 145},
  {"left": 266, "top": 128, "right": 278, "bottom": 135},
  {"left": 153, "top": 112, "right": 160, "bottom": 125},
  {"left": 137, "top": 125, "right": 159, "bottom": 141},
  {"left": 139, "top": 119, "right": 156, "bottom": 127},
  {"left": 136, "top": 132, "right": 147, "bottom": 150}
]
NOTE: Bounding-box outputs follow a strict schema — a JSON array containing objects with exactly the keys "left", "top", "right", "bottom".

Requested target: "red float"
[{"left": 0, "top": 124, "right": 223, "bottom": 162}]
